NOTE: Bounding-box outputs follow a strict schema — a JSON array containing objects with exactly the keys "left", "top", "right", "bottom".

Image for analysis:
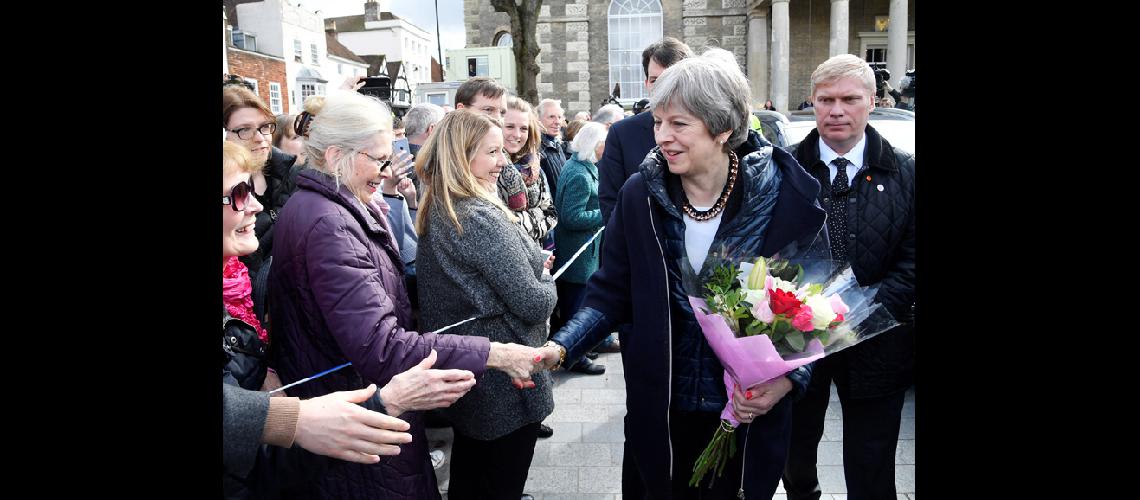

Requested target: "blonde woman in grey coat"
[{"left": 415, "top": 110, "right": 559, "bottom": 500}]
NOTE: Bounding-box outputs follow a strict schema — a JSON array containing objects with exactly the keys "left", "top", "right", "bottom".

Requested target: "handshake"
[{"left": 486, "top": 340, "right": 566, "bottom": 389}]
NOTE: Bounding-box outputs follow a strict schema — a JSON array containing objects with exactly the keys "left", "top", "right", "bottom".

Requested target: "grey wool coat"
[{"left": 417, "top": 195, "right": 557, "bottom": 440}]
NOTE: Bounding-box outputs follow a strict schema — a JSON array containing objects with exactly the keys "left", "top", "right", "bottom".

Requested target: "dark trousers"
[
  {"left": 666, "top": 406, "right": 789, "bottom": 500},
  {"left": 447, "top": 422, "right": 540, "bottom": 500},
  {"left": 783, "top": 356, "right": 907, "bottom": 500}
]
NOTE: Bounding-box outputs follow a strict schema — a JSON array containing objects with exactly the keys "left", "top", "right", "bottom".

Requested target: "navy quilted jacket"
[
  {"left": 787, "top": 124, "right": 916, "bottom": 398},
  {"left": 551, "top": 130, "right": 829, "bottom": 498}
]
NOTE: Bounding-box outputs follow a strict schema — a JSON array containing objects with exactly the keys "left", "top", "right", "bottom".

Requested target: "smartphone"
[
  {"left": 358, "top": 76, "right": 391, "bottom": 100},
  {"left": 392, "top": 138, "right": 409, "bottom": 155}
]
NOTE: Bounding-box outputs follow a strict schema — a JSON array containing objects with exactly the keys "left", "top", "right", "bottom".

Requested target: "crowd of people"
[{"left": 222, "top": 34, "right": 914, "bottom": 500}]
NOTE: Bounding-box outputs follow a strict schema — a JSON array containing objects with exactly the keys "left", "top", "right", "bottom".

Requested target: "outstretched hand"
[
  {"left": 293, "top": 384, "right": 413, "bottom": 464},
  {"left": 379, "top": 350, "right": 477, "bottom": 417},
  {"left": 487, "top": 342, "right": 548, "bottom": 389}
]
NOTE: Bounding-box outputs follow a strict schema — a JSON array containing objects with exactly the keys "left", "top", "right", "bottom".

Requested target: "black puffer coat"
[
  {"left": 786, "top": 124, "right": 916, "bottom": 398},
  {"left": 241, "top": 147, "right": 298, "bottom": 276}
]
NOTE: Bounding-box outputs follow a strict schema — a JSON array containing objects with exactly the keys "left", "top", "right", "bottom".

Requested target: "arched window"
[
  {"left": 495, "top": 31, "right": 513, "bottom": 48},
  {"left": 608, "top": 0, "right": 663, "bottom": 102}
]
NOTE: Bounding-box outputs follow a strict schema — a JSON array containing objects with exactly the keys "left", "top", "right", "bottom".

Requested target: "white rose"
[
  {"left": 805, "top": 293, "right": 837, "bottom": 330},
  {"left": 770, "top": 277, "right": 798, "bottom": 294}
]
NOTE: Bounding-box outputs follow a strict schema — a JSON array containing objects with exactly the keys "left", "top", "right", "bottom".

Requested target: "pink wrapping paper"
[{"left": 689, "top": 296, "right": 825, "bottom": 426}]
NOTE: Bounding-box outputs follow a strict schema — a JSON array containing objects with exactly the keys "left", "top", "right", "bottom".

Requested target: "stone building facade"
[{"left": 465, "top": 0, "right": 914, "bottom": 115}]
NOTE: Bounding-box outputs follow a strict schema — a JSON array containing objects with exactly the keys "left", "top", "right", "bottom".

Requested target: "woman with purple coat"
[{"left": 268, "top": 91, "right": 546, "bottom": 499}]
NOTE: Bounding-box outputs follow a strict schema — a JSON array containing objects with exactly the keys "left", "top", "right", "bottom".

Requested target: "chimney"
[
  {"left": 325, "top": 19, "right": 337, "bottom": 39},
  {"left": 364, "top": 1, "right": 379, "bottom": 22}
]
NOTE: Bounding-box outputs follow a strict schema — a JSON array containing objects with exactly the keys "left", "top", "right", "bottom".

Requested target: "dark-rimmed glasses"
[
  {"left": 227, "top": 122, "right": 277, "bottom": 141},
  {"left": 358, "top": 151, "right": 392, "bottom": 170},
  {"left": 223, "top": 180, "right": 256, "bottom": 211}
]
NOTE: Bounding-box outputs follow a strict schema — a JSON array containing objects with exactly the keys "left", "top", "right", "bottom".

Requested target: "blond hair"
[
  {"left": 810, "top": 54, "right": 876, "bottom": 98},
  {"left": 505, "top": 96, "right": 542, "bottom": 183},
  {"left": 415, "top": 110, "right": 515, "bottom": 236},
  {"left": 223, "top": 141, "right": 259, "bottom": 178}
]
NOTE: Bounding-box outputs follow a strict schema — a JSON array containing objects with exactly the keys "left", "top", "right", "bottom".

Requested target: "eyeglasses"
[
  {"left": 227, "top": 122, "right": 277, "bottom": 141},
  {"left": 223, "top": 180, "right": 256, "bottom": 211},
  {"left": 358, "top": 151, "right": 392, "bottom": 170}
]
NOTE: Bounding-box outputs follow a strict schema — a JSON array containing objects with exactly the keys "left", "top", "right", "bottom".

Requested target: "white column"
[
  {"left": 748, "top": 8, "right": 769, "bottom": 106},
  {"left": 887, "top": 0, "right": 908, "bottom": 88},
  {"left": 829, "top": 0, "right": 849, "bottom": 57},
  {"left": 223, "top": 7, "right": 229, "bottom": 75},
  {"left": 771, "top": 0, "right": 790, "bottom": 113}
]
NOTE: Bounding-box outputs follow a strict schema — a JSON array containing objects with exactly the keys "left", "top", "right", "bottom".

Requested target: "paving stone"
[
  {"left": 817, "top": 440, "right": 844, "bottom": 465},
  {"left": 818, "top": 465, "right": 847, "bottom": 493},
  {"left": 580, "top": 389, "right": 627, "bottom": 405},
  {"left": 579, "top": 466, "right": 623, "bottom": 493},
  {"left": 554, "top": 388, "right": 583, "bottom": 404},
  {"left": 899, "top": 417, "right": 915, "bottom": 439},
  {"left": 524, "top": 467, "right": 579, "bottom": 494},
  {"left": 896, "top": 465, "right": 915, "bottom": 493},
  {"left": 547, "top": 404, "right": 626, "bottom": 423},
  {"left": 547, "top": 442, "right": 613, "bottom": 466},
  {"left": 542, "top": 421, "right": 584, "bottom": 443},
  {"left": 896, "top": 439, "right": 915, "bottom": 464},
  {"left": 581, "top": 419, "right": 626, "bottom": 443}
]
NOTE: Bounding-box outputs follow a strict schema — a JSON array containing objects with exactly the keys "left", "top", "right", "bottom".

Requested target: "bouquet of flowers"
[{"left": 687, "top": 256, "right": 898, "bottom": 487}]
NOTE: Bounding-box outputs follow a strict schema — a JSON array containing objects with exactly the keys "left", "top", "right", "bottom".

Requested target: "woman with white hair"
[
  {"left": 541, "top": 50, "right": 829, "bottom": 499},
  {"left": 553, "top": 121, "right": 619, "bottom": 367}
]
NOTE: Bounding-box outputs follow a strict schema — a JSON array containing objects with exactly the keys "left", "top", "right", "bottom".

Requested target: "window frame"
[
  {"left": 268, "top": 82, "right": 283, "bottom": 114},
  {"left": 607, "top": 0, "right": 663, "bottom": 103}
]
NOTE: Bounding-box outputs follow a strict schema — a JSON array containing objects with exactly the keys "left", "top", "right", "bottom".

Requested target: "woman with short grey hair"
[
  {"left": 553, "top": 121, "right": 617, "bottom": 368},
  {"left": 540, "top": 50, "right": 830, "bottom": 498}
]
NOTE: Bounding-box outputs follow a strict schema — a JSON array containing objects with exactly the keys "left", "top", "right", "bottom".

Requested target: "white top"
[
  {"left": 683, "top": 205, "right": 722, "bottom": 273},
  {"left": 817, "top": 134, "right": 866, "bottom": 186}
]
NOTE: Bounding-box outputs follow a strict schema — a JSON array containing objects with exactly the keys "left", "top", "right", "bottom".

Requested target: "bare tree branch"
[{"left": 490, "top": 0, "right": 544, "bottom": 105}]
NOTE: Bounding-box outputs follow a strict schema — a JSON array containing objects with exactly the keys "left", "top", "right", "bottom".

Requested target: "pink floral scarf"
[{"left": 223, "top": 256, "right": 268, "bottom": 342}]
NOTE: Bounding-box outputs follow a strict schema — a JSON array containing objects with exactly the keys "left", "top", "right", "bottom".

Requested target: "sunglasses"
[{"left": 223, "top": 179, "right": 256, "bottom": 211}]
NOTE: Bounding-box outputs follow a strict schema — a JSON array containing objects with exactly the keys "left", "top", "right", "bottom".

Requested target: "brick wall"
[{"left": 227, "top": 47, "right": 291, "bottom": 115}]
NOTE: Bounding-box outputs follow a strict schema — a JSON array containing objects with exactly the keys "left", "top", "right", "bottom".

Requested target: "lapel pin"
[
  {"left": 865, "top": 175, "right": 872, "bottom": 182},
  {"left": 876, "top": 184, "right": 884, "bottom": 192}
]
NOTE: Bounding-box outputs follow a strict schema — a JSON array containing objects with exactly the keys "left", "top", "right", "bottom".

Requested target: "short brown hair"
[
  {"left": 641, "top": 37, "right": 694, "bottom": 79},
  {"left": 455, "top": 77, "right": 506, "bottom": 107},
  {"left": 223, "top": 85, "right": 273, "bottom": 129}
]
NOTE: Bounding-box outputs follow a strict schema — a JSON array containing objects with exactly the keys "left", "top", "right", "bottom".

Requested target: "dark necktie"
[{"left": 828, "top": 157, "right": 851, "bottom": 263}]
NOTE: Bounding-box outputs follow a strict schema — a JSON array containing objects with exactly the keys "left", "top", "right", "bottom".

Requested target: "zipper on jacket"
[
  {"left": 737, "top": 423, "right": 752, "bottom": 499},
  {"left": 647, "top": 196, "right": 675, "bottom": 481}
]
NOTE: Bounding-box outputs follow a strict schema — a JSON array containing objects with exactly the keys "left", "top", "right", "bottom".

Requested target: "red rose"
[
  {"left": 829, "top": 313, "right": 845, "bottom": 328},
  {"left": 768, "top": 288, "right": 803, "bottom": 316}
]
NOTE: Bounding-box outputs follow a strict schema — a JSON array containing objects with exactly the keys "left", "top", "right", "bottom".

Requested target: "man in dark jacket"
[
  {"left": 537, "top": 98, "right": 567, "bottom": 203},
  {"left": 781, "top": 54, "right": 916, "bottom": 500},
  {"left": 598, "top": 37, "right": 694, "bottom": 224}
]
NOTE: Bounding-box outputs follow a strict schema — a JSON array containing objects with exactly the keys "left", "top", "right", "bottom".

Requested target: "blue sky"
[{"left": 311, "top": 0, "right": 467, "bottom": 54}]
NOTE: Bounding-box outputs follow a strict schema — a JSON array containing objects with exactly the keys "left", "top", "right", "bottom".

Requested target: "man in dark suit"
[
  {"left": 781, "top": 54, "right": 916, "bottom": 500},
  {"left": 597, "top": 37, "right": 694, "bottom": 223}
]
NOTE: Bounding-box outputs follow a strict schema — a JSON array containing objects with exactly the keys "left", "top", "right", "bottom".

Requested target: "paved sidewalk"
[{"left": 431, "top": 351, "right": 915, "bottom": 499}]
